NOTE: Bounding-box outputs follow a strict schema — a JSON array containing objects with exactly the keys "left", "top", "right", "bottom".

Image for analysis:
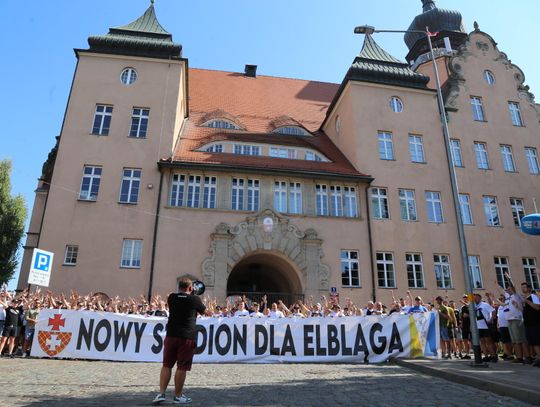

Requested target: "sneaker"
[
  {"left": 524, "top": 357, "right": 534, "bottom": 365},
  {"left": 462, "top": 355, "right": 471, "bottom": 360},
  {"left": 152, "top": 393, "right": 166, "bottom": 405},
  {"left": 9, "top": 354, "right": 15, "bottom": 359},
  {"left": 482, "top": 356, "right": 491, "bottom": 362},
  {"left": 173, "top": 395, "right": 192, "bottom": 404},
  {"left": 491, "top": 356, "right": 498, "bottom": 363}
]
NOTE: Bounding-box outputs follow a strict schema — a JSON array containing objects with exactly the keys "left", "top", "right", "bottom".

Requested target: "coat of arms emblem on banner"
[{"left": 38, "top": 313, "right": 72, "bottom": 357}]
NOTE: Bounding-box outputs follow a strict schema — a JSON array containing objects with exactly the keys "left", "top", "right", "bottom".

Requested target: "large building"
[{"left": 18, "top": 1, "right": 540, "bottom": 305}]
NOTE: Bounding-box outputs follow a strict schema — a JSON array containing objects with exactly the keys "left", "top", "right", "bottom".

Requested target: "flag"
[{"left": 427, "top": 29, "right": 439, "bottom": 37}]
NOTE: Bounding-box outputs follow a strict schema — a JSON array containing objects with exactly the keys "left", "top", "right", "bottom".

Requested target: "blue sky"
[{"left": 2, "top": 0, "right": 539, "bottom": 288}]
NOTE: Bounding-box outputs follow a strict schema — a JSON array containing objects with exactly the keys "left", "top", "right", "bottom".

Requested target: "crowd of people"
[{"left": 0, "top": 275, "right": 539, "bottom": 367}]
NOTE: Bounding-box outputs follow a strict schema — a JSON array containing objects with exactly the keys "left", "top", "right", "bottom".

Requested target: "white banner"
[{"left": 32, "top": 309, "right": 439, "bottom": 363}]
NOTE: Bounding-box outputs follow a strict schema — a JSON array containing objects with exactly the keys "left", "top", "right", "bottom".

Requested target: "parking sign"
[{"left": 28, "top": 248, "right": 54, "bottom": 287}]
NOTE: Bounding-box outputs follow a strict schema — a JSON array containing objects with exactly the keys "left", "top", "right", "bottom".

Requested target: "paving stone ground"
[{"left": 0, "top": 358, "right": 535, "bottom": 407}]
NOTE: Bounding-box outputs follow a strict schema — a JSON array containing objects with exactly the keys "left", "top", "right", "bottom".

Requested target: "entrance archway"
[{"left": 227, "top": 252, "right": 303, "bottom": 304}]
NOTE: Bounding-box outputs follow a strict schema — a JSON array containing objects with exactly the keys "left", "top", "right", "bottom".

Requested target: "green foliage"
[{"left": 0, "top": 159, "right": 27, "bottom": 285}]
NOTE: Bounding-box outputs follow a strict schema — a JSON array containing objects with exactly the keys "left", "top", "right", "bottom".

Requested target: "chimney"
[{"left": 244, "top": 64, "right": 257, "bottom": 78}]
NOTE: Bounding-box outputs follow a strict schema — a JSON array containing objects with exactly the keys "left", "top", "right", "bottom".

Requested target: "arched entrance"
[{"left": 227, "top": 252, "right": 303, "bottom": 305}]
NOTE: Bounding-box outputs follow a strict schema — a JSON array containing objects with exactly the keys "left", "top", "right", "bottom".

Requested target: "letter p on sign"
[{"left": 28, "top": 249, "right": 54, "bottom": 287}]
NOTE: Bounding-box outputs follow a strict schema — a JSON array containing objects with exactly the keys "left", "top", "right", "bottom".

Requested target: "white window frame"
[
  {"left": 187, "top": 175, "right": 202, "bottom": 208},
  {"left": 202, "top": 176, "right": 217, "bottom": 209},
  {"left": 273, "top": 126, "right": 308, "bottom": 136},
  {"left": 523, "top": 258, "right": 539, "bottom": 290},
  {"left": 408, "top": 135, "right": 425, "bottom": 163},
  {"left": 121, "top": 239, "right": 142, "bottom": 269},
  {"left": 79, "top": 165, "right": 102, "bottom": 201},
  {"left": 170, "top": 174, "right": 185, "bottom": 207},
  {"left": 376, "top": 252, "right": 396, "bottom": 288},
  {"left": 508, "top": 102, "right": 524, "bottom": 127},
  {"left": 468, "top": 255, "right": 484, "bottom": 289},
  {"left": 450, "top": 139, "right": 463, "bottom": 167},
  {"left": 274, "top": 181, "right": 288, "bottom": 213},
  {"left": 500, "top": 145, "right": 516, "bottom": 172},
  {"left": 459, "top": 194, "right": 473, "bottom": 225},
  {"left": 474, "top": 142, "right": 489, "bottom": 169},
  {"left": 378, "top": 131, "right": 394, "bottom": 160},
  {"left": 205, "top": 144, "right": 223, "bottom": 153},
  {"left": 483, "top": 70, "right": 495, "bottom": 86},
  {"left": 120, "top": 67, "right": 137, "bottom": 85},
  {"left": 231, "top": 178, "right": 245, "bottom": 211},
  {"left": 204, "top": 119, "right": 240, "bottom": 130},
  {"left": 270, "top": 147, "right": 297, "bottom": 159},
  {"left": 389, "top": 97, "right": 403, "bottom": 113},
  {"left": 247, "top": 179, "right": 260, "bottom": 211},
  {"left": 344, "top": 187, "right": 358, "bottom": 218},
  {"left": 330, "top": 186, "right": 344, "bottom": 217},
  {"left": 406, "top": 253, "right": 424, "bottom": 288},
  {"left": 434, "top": 254, "right": 453, "bottom": 289},
  {"left": 483, "top": 196, "right": 500, "bottom": 226},
  {"left": 91, "top": 105, "right": 113, "bottom": 135},
  {"left": 119, "top": 168, "right": 141, "bottom": 204},
  {"left": 316, "top": 184, "right": 329, "bottom": 216},
  {"left": 305, "top": 151, "right": 323, "bottom": 161},
  {"left": 341, "top": 250, "right": 360, "bottom": 287},
  {"left": 289, "top": 182, "right": 302, "bottom": 214},
  {"left": 129, "top": 108, "right": 149, "bottom": 138},
  {"left": 470, "top": 96, "right": 485, "bottom": 121},
  {"left": 371, "top": 187, "right": 389, "bottom": 219},
  {"left": 525, "top": 147, "right": 540, "bottom": 174},
  {"left": 233, "top": 144, "right": 260, "bottom": 156},
  {"left": 63, "top": 245, "right": 79, "bottom": 266},
  {"left": 510, "top": 198, "right": 525, "bottom": 227},
  {"left": 426, "top": 191, "right": 444, "bottom": 223},
  {"left": 399, "top": 189, "right": 417, "bottom": 221},
  {"left": 495, "top": 257, "right": 510, "bottom": 289}
]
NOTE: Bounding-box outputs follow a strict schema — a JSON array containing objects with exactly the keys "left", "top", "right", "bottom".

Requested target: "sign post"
[{"left": 28, "top": 248, "right": 54, "bottom": 287}]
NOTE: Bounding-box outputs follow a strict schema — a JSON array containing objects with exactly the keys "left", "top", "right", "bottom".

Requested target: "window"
[
  {"left": 376, "top": 252, "right": 395, "bottom": 288},
  {"left": 468, "top": 255, "right": 484, "bottom": 289},
  {"left": 305, "top": 152, "right": 323, "bottom": 161},
  {"left": 434, "top": 254, "right": 452, "bottom": 289},
  {"left": 120, "top": 67, "right": 137, "bottom": 85},
  {"left": 508, "top": 102, "right": 524, "bottom": 127},
  {"left": 495, "top": 257, "right": 510, "bottom": 288},
  {"left": 483, "top": 70, "right": 495, "bottom": 86},
  {"left": 270, "top": 147, "right": 297, "bottom": 159},
  {"left": 121, "top": 239, "right": 142, "bottom": 268},
  {"left": 344, "top": 187, "right": 358, "bottom": 218},
  {"left": 247, "top": 180, "right": 260, "bottom": 211},
  {"left": 525, "top": 147, "right": 540, "bottom": 174},
  {"left": 315, "top": 185, "right": 328, "bottom": 216},
  {"left": 289, "top": 182, "right": 302, "bottom": 214},
  {"left": 459, "top": 194, "right": 473, "bottom": 225},
  {"left": 341, "top": 250, "right": 360, "bottom": 287},
  {"left": 399, "top": 189, "right": 417, "bottom": 221},
  {"left": 389, "top": 97, "right": 403, "bottom": 113},
  {"left": 483, "top": 196, "right": 500, "bottom": 226},
  {"left": 409, "top": 135, "right": 425, "bottom": 163},
  {"left": 450, "top": 139, "right": 463, "bottom": 167},
  {"left": 426, "top": 191, "right": 443, "bottom": 223},
  {"left": 330, "top": 186, "right": 344, "bottom": 217},
  {"left": 406, "top": 253, "right": 424, "bottom": 288},
  {"left": 187, "top": 175, "right": 201, "bottom": 208},
  {"left": 378, "top": 132, "right": 394, "bottom": 160},
  {"left": 234, "top": 144, "right": 260, "bottom": 156},
  {"left": 523, "top": 258, "right": 539, "bottom": 290},
  {"left": 202, "top": 177, "right": 217, "bottom": 209},
  {"left": 205, "top": 144, "right": 223, "bottom": 153},
  {"left": 232, "top": 178, "right": 245, "bottom": 210},
  {"left": 170, "top": 174, "right": 185, "bottom": 207},
  {"left": 273, "top": 126, "right": 308, "bottom": 136},
  {"left": 204, "top": 119, "right": 240, "bottom": 130},
  {"left": 510, "top": 198, "right": 525, "bottom": 227},
  {"left": 79, "top": 166, "right": 102, "bottom": 201},
  {"left": 63, "top": 245, "right": 79, "bottom": 266},
  {"left": 119, "top": 168, "right": 141, "bottom": 204},
  {"left": 371, "top": 187, "right": 389, "bottom": 219},
  {"left": 274, "top": 181, "right": 287, "bottom": 213},
  {"left": 129, "top": 108, "right": 149, "bottom": 138},
  {"left": 470, "top": 97, "right": 485, "bottom": 121},
  {"left": 92, "top": 105, "right": 113, "bottom": 135},
  {"left": 500, "top": 145, "right": 516, "bottom": 172},
  {"left": 474, "top": 142, "right": 489, "bottom": 169}
]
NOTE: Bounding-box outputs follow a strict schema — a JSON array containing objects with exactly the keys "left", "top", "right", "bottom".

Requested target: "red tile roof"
[{"left": 169, "top": 68, "right": 370, "bottom": 179}]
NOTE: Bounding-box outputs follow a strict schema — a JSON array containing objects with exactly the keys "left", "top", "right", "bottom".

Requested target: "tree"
[{"left": 0, "top": 159, "right": 27, "bottom": 285}]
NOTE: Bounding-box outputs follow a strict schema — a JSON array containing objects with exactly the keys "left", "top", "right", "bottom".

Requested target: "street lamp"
[{"left": 354, "top": 24, "right": 484, "bottom": 366}]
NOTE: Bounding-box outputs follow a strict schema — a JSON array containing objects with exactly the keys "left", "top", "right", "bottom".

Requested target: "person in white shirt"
[
  {"left": 249, "top": 302, "right": 265, "bottom": 318},
  {"left": 505, "top": 285, "right": 529, "bottom": 362},
  {"left": 266, "top": 303, "right": 284, "bottom": 319},
  {"left": 521, "top": 282, "right": 540, "bottom": 367},
  {"left": 328, "top": 304, "right": 344, "bottom": 317},
  {"left": 233, "top": 302, "right": 250, "bottom": 317},
  {"left": 496, "top": 295, "right": 513, "bottom": 360},
  {"left": 473, "top": 293, "right": 497, "bottom": 362}
]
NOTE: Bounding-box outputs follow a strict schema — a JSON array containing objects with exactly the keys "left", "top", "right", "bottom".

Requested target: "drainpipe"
[
  {"left": 147, "top": 168, "right": 164, "bottom": 301},
  {"left": 364, "top": 185, "right": 376, "bottom": 302}
]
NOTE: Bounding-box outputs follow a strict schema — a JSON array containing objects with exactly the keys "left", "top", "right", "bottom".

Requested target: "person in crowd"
[
  {"left": 505, "top": 283, "right": 529, "bottom": 363},
  {"left": 233, "top": 302, "right": 250, "bottom": 317},
  {"left": 309, "top": 303, "right": 325, "bottom": 317},
  {"left": 0, "top": 298, "right": 24, "bottom": 358},
  {"left": 435, "top": 296, "right": 452, "bottom": 359},
  {"left": 22, "top": 300, "right": 39, "bottom": 357},
  {"left": 408, "top": 297, "right": 427, "bottom": 314},
  {"left": 473, "top": 293, "right": 498, "bottom": 362},
  {"left": 249, "top": 302, "right": 265, "bottom": 318},
  {"left": 521, "top": 282, "right": 540, "bottom": 367},
  {"left": 266, "top": 302, "right": 285, "bottom": 319},
  {"left": 459, "top": 295, "right": 472, "bottom": 359},
  {"left": 496, "top": 294, "right": 513, "bottom": 360},
  {"left": 364, "top": 301, "right": 375, "bottom": 316}
]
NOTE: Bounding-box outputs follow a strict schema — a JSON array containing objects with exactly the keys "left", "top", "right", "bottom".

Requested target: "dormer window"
[
  {"left": 483, "top": 70, "right": 495, "bottom": 86},
  {"left": 203, "top": 119, "right": 240, "bottom": 130},
  {"left": 273, "top": 126, "right": 309, "bottom": 136},
  {"left": 305, "top": 152, "right": 323, "bottom": 162},
  {"left": 205, "top": 144, "right": 223, "bottom": 153},
  {"left": 389, "top": 97, "right": 403, "bottom": 113}
]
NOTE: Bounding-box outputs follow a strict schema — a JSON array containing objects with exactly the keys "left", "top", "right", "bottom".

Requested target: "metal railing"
[{"left": 227, "top": 291, "right": 304, "bottom": 307}]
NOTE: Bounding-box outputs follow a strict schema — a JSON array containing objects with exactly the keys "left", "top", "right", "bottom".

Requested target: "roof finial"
[
  {"left": 421, "top": 0, "right": 436, "bottom": 12},
  {"left": 150, "top": 0, "right": 154, "bottom": 4},
  {"left": 473, "top": 21, "right": 480, "bottom": 31}
]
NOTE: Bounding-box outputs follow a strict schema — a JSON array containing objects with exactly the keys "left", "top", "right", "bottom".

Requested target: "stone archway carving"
[{"left": 201, "top": 209, "right": 329, "bottom": 300}]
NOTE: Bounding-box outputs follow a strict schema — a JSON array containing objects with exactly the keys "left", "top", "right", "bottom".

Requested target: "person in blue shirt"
[{"left": 408, "top": 296, "right": 428, "bottom": 314}]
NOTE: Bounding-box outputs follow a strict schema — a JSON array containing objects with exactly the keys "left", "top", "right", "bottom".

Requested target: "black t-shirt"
[
  {"left": 5, "top": 306, "right": 23, "bottom": 327},
  {"left": 460, "top": 305, "right": 470, "bottom": 321},
  {"left": 166, "top": 293, "right": 206, "bottom": 339}
]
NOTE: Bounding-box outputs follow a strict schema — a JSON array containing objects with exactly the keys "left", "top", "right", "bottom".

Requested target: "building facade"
[{"left": 18, "top": 1, "right": 540, "bottom": 306}]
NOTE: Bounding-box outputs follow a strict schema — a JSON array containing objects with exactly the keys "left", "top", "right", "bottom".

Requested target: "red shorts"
[{"left": 163, "top": 336, "right": 196, "bottom": 370}]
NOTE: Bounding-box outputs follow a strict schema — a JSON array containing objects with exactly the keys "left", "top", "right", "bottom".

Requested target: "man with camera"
[{"left": 153, "top": 278, "right": 206, "bottom": 405}]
